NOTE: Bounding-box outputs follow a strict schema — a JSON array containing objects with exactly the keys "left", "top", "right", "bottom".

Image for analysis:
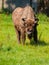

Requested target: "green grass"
[{"left": 0, "top": 13, "right": 49, "bottom": 65}]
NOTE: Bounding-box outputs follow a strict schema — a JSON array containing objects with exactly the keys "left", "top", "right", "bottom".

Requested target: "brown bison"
[{"left": 12, "top": 6, "right": 38, "bottom": 44}]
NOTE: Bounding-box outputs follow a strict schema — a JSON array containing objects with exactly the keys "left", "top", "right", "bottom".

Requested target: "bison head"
[{"left": 22, "top": 17, "right": 38, "bottom": 35}]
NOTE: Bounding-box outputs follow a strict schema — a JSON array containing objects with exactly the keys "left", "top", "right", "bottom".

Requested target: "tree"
[
  {"left": 2, "top": 0, "right": 4, "bottom": 10},
  {"left": 30, "top": 0, "right": 32, "bottom": 7}
]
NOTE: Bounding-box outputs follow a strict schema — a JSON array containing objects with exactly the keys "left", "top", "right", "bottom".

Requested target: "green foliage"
[
  {"left": 0, "top": 13, "right": 49, "bottom": 65},
  {"left": 37, "top": 13, "right": 49, "bottom": 24}
]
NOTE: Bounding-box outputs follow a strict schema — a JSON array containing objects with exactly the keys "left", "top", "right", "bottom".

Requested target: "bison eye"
[{"left": 22, "top": 18, "right": 25, "bottom": 21}]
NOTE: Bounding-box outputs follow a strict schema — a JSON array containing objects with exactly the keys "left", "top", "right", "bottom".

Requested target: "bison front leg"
[
  {"left": 21, "top": 31, "right": 26, "bottom": 45},
  {"left": 16, "top": 30, "right": 21, "bottom": 44},
  {"left": 15, "top": 26, "right": 21, "bottom": 44},
  {"left": 17, "top": 31, "right": 21, "bottom": 44}
]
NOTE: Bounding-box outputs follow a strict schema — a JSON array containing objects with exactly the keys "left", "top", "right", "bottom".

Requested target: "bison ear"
[
  {"left": 35, "top": 18, "right": 39, "bottom": 21},
  {"left": 34, "top": 18, "right": 39, "bottom": 23}
]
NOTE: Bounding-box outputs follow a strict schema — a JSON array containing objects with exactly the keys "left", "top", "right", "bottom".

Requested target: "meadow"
[{"left": 0, "top": 13, "right": 49, "bottom": 65}]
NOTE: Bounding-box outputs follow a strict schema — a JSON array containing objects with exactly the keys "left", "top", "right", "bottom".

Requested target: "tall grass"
[{"left": 0, "top": 13, "right": 49, "bottom": 65}]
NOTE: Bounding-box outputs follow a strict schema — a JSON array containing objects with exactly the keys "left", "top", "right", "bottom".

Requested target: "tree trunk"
[{"left": 2, "top": 0, "right": 4, "bottom": 10}]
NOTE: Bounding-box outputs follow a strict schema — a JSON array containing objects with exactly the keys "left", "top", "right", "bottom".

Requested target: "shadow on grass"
[{"left": 30, "top": 39, "right": 49, "bottom": 46}]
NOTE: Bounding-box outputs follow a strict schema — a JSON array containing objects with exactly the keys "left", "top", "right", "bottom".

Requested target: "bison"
[{"left": 12, "top": 6, "right": 38, "bottom": 44}]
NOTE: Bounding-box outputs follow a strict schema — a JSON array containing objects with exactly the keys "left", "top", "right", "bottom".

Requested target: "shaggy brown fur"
[{"left": 12, "top": 6, "right": 38, "bottom": 44}]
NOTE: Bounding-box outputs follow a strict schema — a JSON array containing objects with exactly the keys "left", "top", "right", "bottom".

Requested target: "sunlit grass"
[{"left": 0, "top": 13, "right": 49, "bottom": 65}]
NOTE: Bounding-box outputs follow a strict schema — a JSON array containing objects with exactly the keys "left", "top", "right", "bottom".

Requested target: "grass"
[{"left": 0, "top": 13, "right": 49, "bottom": 65}]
